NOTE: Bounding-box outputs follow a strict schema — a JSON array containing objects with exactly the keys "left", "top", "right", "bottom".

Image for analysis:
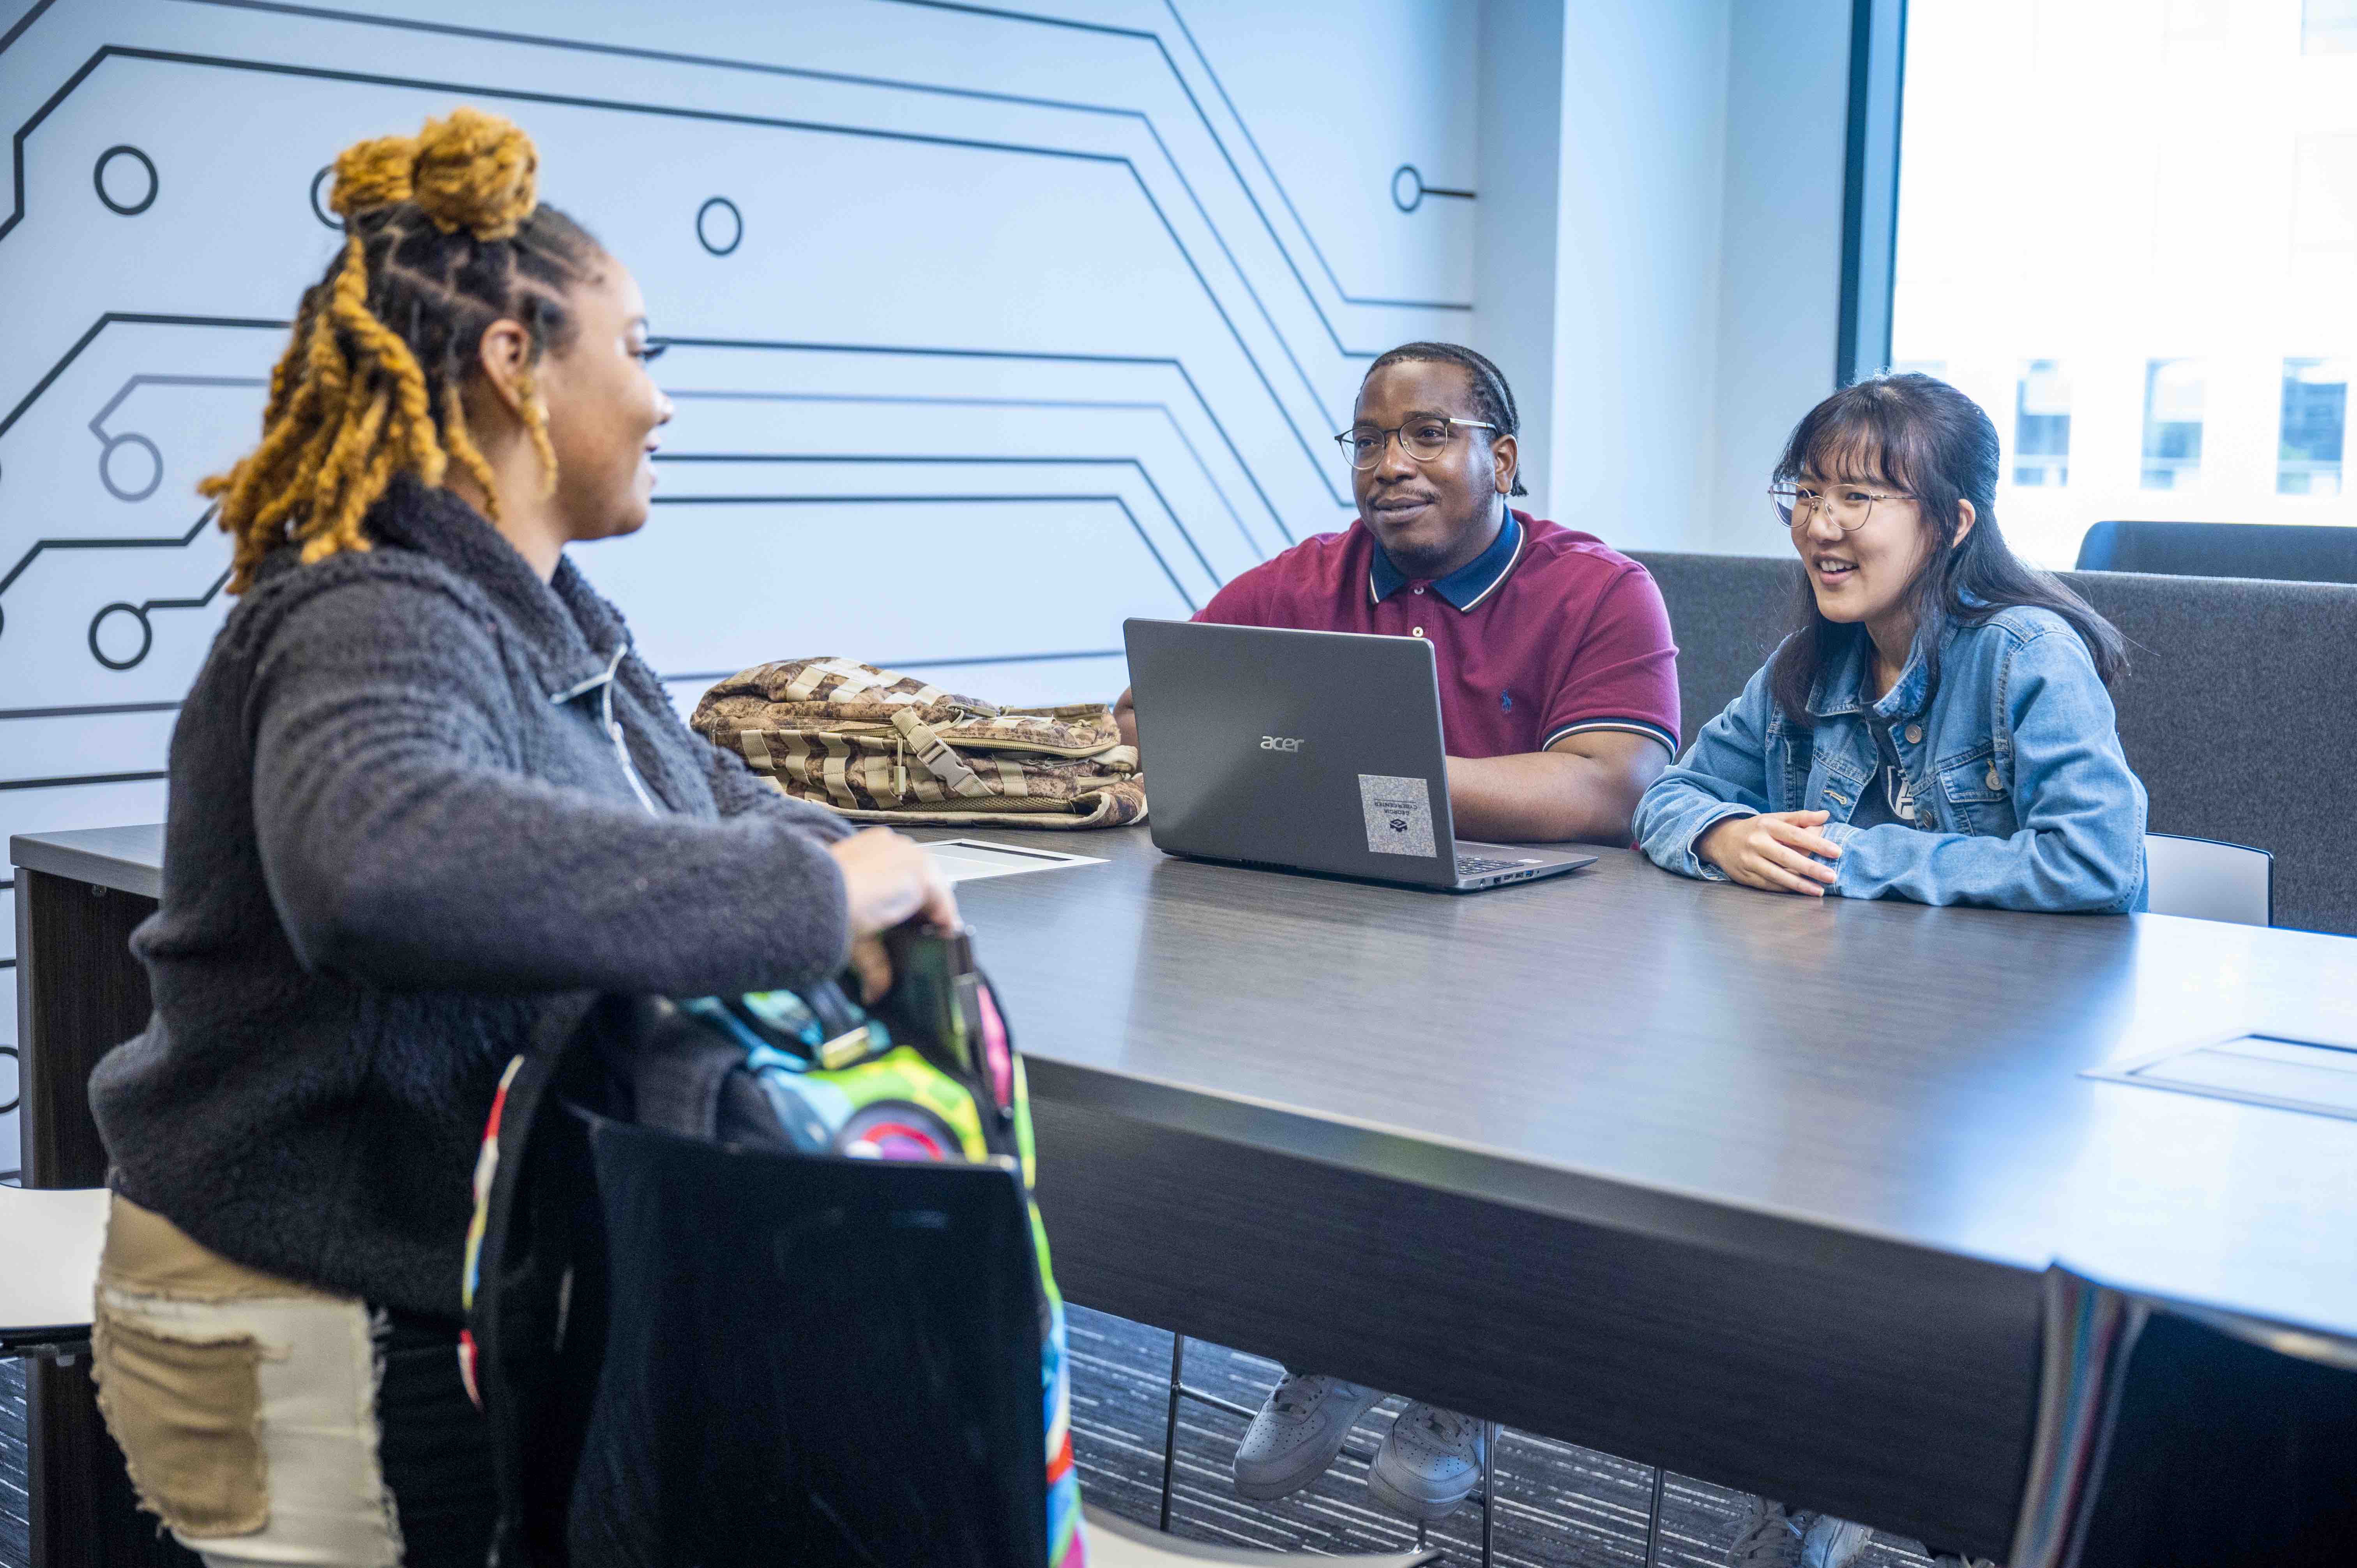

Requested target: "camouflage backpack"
[{"left": 691, "top": 657, "right": 1146, "bottom": 830}]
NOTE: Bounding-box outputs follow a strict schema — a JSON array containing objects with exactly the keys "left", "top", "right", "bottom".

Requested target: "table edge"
[{"left": 9, "top": 829, "right": 163, "bottom": 900}]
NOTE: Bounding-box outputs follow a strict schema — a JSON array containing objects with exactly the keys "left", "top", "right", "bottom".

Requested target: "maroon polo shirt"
[{"left": 1193, "top": 509, "right": 1680, "bottom": 759}]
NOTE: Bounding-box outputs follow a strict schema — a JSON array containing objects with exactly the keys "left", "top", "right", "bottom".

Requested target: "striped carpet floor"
[
  {"left": 0, "top": 1312, "right": 1939, "bottom": 1568},
  {"left": 1066, "top": 1305, "right": 1936, "bottom": 1567}
]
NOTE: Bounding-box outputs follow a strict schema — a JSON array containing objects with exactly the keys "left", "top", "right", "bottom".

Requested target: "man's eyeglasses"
[
  {"left": 1336, "top": 418, "right": 1499, "bottom": 471},
  {"left": 1770, "top": 483, "right": 1913, "bottom": 533}
]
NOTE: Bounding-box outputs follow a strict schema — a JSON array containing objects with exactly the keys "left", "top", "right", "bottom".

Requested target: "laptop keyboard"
[{"left": 1457, "top": 855, "right": 1529, "bottom": 876}]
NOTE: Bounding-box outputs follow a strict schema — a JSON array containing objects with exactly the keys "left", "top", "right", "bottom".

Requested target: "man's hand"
[
  {"left": 1696, "top": 810, "right": 1843, "bottom": 897},
  {"left": 1113, "top": 685, "right": 1139, "bottom": 750},
  {"left": 828, "top": 828, "right": 961, "bottom": 999}
]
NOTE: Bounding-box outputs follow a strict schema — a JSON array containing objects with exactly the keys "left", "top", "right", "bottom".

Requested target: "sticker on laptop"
[{"left": 1358, "top": 773, "right": 1438, "bottom": 858}]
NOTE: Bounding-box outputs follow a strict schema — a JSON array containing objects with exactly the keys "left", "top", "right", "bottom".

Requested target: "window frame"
[{"left": 1838, "top": 0, "right": 1909, "bottom": 388}]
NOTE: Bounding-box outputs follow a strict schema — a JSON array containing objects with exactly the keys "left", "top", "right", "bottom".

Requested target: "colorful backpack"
[
  {"left": 689, "top": 657, "right": 1146, "bottom": 830},
  {"left": 461, "top": 929, "right": 1084, "bottom": 1567}
]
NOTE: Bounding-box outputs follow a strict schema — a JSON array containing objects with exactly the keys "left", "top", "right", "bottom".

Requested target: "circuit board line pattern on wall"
[
  {"left": 0, "top": 0, "right": 1480, "bottom": 1019},
  {"left": 9, "top": 42, "right": 1364, "bottom": 498}
]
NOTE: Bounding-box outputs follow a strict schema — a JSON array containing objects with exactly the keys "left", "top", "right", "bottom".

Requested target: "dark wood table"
[
  {"left": 10, "top": 825, "right": 195, "bottom": 1568},
  {"left": 18, "top": 823, "right": 2357, "bottom": 1563},
  {"left": 917, "top": 827, "right": 2357, "bottom": 1560}
]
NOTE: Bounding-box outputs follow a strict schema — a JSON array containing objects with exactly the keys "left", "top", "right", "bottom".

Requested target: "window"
[
  {"left": 2014, "top": 360, "right": 2072, "bottom": 487},
  {"left": 2141, "top": 360, "right": 2205, "bottom": 490},
  {"left": 1887, "top": 0, "right": 2357, "bottom": 563},
  {"left": 2281, "top": 359, "right": 2350, "bottom": 496},
  {"left": 2306, "top": 0, "right": 2357, "bottom": 53}
]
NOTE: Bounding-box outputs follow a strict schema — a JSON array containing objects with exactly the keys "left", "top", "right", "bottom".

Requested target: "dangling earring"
[{"left": 513, "top": 364, "right": 558, "bottom": 499}]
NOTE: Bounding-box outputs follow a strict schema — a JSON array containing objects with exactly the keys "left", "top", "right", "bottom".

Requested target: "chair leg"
[
  {"left": 1481, "top": 1420, "right": 1498, "bottom": 1568},
  {"left": 1159, "top": 1333, "right": 1186, "bottom": 1533},
  {"left": 1643, "top": 1465, "right": 1666, "bottom": 1566}
]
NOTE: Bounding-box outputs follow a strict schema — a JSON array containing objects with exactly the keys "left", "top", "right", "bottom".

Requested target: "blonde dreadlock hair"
[{"left": 203, "top": 108, "right": 602, "bottom": 593}]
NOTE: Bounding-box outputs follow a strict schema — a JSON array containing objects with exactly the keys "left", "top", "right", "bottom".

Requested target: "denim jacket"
[{"left": 1635, "top": 606, "right": 2147, "bottom": 913}]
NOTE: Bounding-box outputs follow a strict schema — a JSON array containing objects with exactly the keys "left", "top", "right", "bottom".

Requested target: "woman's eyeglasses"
[
  {"left": 1336, "top": 418, "right": 1499, "bottom": 471},
  {"left": 1770, "top": 484, "right": 1912, "bottom": 532}
]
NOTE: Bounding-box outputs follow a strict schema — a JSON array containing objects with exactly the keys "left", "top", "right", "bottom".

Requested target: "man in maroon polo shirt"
[
  {"left": 1116, "top": 341, "right": 1679, "bottom": 845},
  {"left": 1115, "top": 343, "right": 1682, "bottom": 1522}
]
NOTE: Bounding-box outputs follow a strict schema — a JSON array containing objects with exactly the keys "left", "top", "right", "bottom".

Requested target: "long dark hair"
[{"left": 1766, "top": 373, "right": 2127, "bottom": 720}]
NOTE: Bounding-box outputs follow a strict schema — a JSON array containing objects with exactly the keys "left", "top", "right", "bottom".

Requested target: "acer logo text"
[{"left": 1259, "top": 736, "right": 1304, "bottom": 752}]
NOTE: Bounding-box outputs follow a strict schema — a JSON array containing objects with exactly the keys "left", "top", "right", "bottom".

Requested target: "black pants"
[{"left": 374, "top": 1310, "right": 499, "bottom": 1567}]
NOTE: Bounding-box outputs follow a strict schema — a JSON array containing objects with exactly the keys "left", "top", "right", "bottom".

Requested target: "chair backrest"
[
  {"left": 1632, "top": 551, "right": 2357, "bottom": 936},
  {"left": 522, "top": 1104, "right": 1049, "bottom": 1568},
  {"left": 2075, "top": 520, "right": 2357, "bottom": 585},
  {"left": 1627, "top": 551, "right": 1795, "bottom": 752},
  {"left": 2141, "top": 834, "right": 2272, "bottom": 927}
]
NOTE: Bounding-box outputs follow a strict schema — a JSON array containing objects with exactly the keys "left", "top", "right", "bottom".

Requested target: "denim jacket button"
[
  {"left": 1986, "top": 766, "right": 2002, "bottom": 791},
  {"left": 1904, "top": 723, "right": 1923, "bottom": 745}
]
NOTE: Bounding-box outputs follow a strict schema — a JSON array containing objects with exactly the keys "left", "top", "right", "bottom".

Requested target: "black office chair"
[
  {"left": 2012, "top": 1266, "right": 2357, "bottom": 1568},
  {"left": 473, "top": 1079, "right": 1436, "bottom": 1565},
  {"left": 2073, "top": 520, "right": 2357, "bottom": 584}
]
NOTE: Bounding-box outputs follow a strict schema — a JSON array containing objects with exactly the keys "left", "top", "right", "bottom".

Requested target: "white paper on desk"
[{"left": 923, "top": 839, "right": 1105, "bottom": 883}]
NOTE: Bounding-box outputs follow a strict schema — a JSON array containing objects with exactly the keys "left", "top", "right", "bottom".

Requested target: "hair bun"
[
  {"left": 327, "top": 134, "right": 420, "bottom": 219},
  {"left": 409, "top": 108, "right": 539, "bottom": 241}
]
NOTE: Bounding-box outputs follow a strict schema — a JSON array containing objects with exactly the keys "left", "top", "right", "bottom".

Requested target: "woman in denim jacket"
[{"left": 1636, "top": 373, "right": 2146, "bottom": 915}]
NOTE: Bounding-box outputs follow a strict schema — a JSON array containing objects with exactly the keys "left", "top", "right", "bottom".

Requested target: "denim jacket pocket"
[
  {"left": 1815, "top": 747, "right": 1871, "bottom": 817},
  {"left": 1936, "top": 745, "right": 2011, "bottom": 833}
]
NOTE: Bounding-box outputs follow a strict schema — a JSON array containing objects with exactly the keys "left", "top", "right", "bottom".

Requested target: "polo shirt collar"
[{"left": 1368, "top": 509, "right": 1525, "bottom": 611}]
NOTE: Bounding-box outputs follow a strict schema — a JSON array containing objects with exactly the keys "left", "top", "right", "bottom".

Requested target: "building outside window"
[
  {"left": 2141, "top": 359, "right": 2205, "bottom": 489},
  {"left": 1891, "top": 0, "right": 2357, "bottom": 563},
  {"left": 2281, "top": 358, "right": 2350, "bottom": 494},
  {"left": 2306, "top": 0, "right": 2357, "bottom": 53},
  {"left": 2014, "top": 360, "right": 2072, "bottom": 486}
]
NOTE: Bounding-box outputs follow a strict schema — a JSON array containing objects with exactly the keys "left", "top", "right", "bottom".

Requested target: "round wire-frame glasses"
[
  {"left": 1769, "top": 483, "right": 1913, "bottom": 533},
  {"left": 1336, "top": 417, "right": 1500, "bottom": 471}
]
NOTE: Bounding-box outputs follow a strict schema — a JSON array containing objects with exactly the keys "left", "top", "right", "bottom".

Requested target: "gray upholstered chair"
[
  {"left": 2143, "top": 835, "right": 2272, "bottom": 927},
  {"left": 2074, "top": 520, "right": 2357, "bottom": 585}
]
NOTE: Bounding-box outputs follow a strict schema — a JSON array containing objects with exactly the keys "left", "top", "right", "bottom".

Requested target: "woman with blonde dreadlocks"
[{"left": 85, "top": 110, "right": 955, "bottom": 1567}]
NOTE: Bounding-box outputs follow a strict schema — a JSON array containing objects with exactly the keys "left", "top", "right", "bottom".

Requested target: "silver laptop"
[{"left": 1122, "top": 618, "right": 1597, "bottom": 892}]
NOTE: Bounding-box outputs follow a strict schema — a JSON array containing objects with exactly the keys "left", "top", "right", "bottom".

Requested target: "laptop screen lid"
[{"left": 1122, "top": 618, "right": 1463, "bottom": 888}]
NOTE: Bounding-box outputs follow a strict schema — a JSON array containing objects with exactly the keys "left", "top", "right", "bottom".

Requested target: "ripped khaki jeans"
[{"left": 91, "top": 1194, "right": 405, "bottom": 1568}]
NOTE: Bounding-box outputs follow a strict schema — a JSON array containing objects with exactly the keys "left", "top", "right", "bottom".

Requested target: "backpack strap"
[
  {"left": 889, "top": 708, "right": 991, "bottom": 798},
  {"left": 629, "top": 1008, "right": 754, "bottom": 1140}
]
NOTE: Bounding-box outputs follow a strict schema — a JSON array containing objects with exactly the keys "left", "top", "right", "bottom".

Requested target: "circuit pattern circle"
[
  {"left": 89, "top": 603, "right": 154, "bottom": 670},
  {"left": 1391, "top": 164, "right": 1425, "bottom": 213},
  {"left": 696, "top": 196, "right": 742, "bottom": 256},
  {"left": 99, "top": 432, "right": 164, "bottom": 502},
  {"left": 94, "top": 145, "right": 159, "bottom": 215}
]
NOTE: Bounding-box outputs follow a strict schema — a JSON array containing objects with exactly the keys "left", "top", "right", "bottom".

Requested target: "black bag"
[{"left": 460, "top": 930, "right": 1081, "bottom": 1567}]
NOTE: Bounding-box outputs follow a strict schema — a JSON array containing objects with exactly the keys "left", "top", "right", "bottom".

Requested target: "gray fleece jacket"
[{"left": 90, "top": 476, "right": 855, "bottom": 1317}]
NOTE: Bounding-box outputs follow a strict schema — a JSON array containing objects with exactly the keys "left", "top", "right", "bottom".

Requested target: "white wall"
[
  {"left": 1470, "top": 0, "right": 1855, "bottom": 555},
  {"left": 1706, "top": 0, "right": 1855, "bottom": 553},
  {"left": 1471, "top": 0, "right": 1567, "bottom": 514},
  {"left": 1550, "top": 1, "right": 1734, "bottom": 547}
]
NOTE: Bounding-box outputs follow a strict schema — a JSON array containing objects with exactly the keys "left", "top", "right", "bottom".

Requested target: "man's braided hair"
[
  {"left": 204, "top": 108, "right": 602, "bottom": 593},
  {"left": 1362, "top": 341, "right": 1527, "bottom": 497}
]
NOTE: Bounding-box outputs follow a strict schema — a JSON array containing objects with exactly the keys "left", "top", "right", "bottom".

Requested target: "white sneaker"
[
  {"left": 1800, "top": 1514, "right": 1875, "bottom": 1568},
  {"left": 1232, "top": 1372, "right": 1385, "bottom": 1501},
  {"left": 1367, "top": 1402, "right": 1484, "bottom": 1522}
]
